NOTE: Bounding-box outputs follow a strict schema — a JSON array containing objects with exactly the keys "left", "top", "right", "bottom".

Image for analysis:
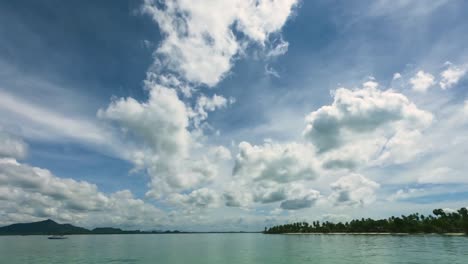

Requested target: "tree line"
[{"left": 264, "top": 208, "right": 468, "bottom": 234}]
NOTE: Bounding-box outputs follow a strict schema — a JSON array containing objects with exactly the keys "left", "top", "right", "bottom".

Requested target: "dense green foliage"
[{"left": 265, "top": 208, "right": 468, "bottom": 234}]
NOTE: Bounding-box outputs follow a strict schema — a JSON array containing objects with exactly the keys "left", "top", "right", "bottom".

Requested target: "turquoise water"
[{"left": 0, "top": 234, "right": 467, "bottom": 263}]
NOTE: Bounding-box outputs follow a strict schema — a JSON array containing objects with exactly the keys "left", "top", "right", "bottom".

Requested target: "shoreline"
[
  {"left": 280, "top": 232, "right": 466, "bottom": 236},
  {"left": 0, "top": 232, "right": 262, "bottom": 236}
]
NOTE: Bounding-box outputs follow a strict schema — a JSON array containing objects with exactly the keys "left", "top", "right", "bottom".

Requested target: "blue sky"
[{"left": 1, "top": 0, "right": 468, "bottom": 231}]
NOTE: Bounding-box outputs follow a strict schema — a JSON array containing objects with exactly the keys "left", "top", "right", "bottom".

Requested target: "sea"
[{"left": 0, "top": 233, "right": 467, "bottom": 263}]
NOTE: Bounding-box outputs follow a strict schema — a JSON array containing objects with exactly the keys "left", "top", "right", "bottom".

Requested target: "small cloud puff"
[
  {"left": 410, "top": 70, "right": 435, "bottom": 92},
  {"left": 439, "top": 63, "right": 467, "bottom": 89}
]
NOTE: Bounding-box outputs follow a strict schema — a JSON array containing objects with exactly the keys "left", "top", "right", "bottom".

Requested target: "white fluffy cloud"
[
  {"left": 0, "top": 158, "right": 163, "bottom": 228},
  {"left": 98, "top": 84, "right": 190, "bottom": 160},
  {"left": 168, "top": 188, "right": 220, "bottom": 209},
  {"left": 98, "top": 84, "right": 222, "bottom": 198},
  {"left": 233, "top": 141, "right": 320, "bottom": 183},
  {"left": 94, "top": 0, "right": 299, "bottom": 204},
  {"left": 410, "top": 70, "right": 435, "bottom": 92},
  {"left": 142, "top": 0, "right": 298, "bottom": 86},
  {"left": 191, "top": 94, "right": 233, "bottom": 129},
  {"left": 329, "top": 174, "right": 380, "bottom": 207},
  {"left": 387, "top": 188, "right": 423, "bottom": 202},
  {"left": 0, "top": 159, "right": 108, "bottom": 212},
  {"left": 303, "top": 84, "right": 433, "bottom": 168},
  {"left": 223, "top": 184, "right": 253, "bottom": 208},
  {"left": 97, "top": 0, "right": 297, "bottom": 201},
  {"left": 392, "top": 72, "right": 402, "bottom": 80},
  {"left": 0, "top": 131, "right": 27, "bottom": 159},
  {"left": 252, "top": 181, "right": 288, "bottom": 204},
  {"left": 224, "top": 141, "right": 321, "bottom": 209},
  {"left": 223, "top": 180, "right": 321, "bottom": 210},
  {"left": 209, "top": 146, "right": 232, "bottom": 161},
  {"left": 439, "top": 63, "right": 467, "bottom": 89},
  {"left": 279, "top": 183, "right": 321, "bottom": 210}
]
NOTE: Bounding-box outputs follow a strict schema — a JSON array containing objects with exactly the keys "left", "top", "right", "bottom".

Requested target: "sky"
[{"left": 1, "top": 0, "right": 468, "bottom": 231}]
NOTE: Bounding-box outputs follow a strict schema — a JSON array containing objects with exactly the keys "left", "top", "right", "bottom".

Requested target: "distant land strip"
[
  {"left": 264, "top": 208, "right": 468, "bottom": 235},
  {"left": 2, "top": 208, "right": 468, "bottom": 236},
  {"left": 0, "top": 219, "right": 259, "bottom": 236}
]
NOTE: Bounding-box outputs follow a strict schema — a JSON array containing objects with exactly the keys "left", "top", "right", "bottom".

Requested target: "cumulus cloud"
[
  {"left": 223, "top": 141, "right": 322, "bottom": 210},
  {"left": 233, "top": 141, "right": 320, "bottom": 183},
  {"left": 329, "top": 174, "right": 379, "bottom": 207},
  {"left": 223, "top": 185, "right": 253, "bottom": 208},
  {"left": 303, "top": 84, "right": 433, "bottom": 168},
  {"left": 144, "top": 154, "right": 219, "bottom": 199},
  {"left": 224, "top": 181, "right": 290, "bottom": 208},
  {"left": 363, "top": 80, "right": 378, "bottom": 89},
  {"left": 98, "top": 84, "right": 190, "bottom": 160},
  {"left": 0, "top": 159, "right": 108, "bottom": 212},
  {"left": 99, "top": 84, "right": 223, "bottom": 198},
  {"left": 279, "top": 183, "right": 321, "bottom": 210},
  {"left": 0, "top": 131, "right": 27, "bottom": 159},
  {"left": 191, "top": 94, "right": 232, "bottom": 129},
  {"left": 209, "top": 146, "right": 232, "bottom": 161},
  {"left": 439, "top": 63, "right": 467, "bottom": 89},
  {"left": 223, "top": 180, "right": 321, "bottom": 210},
  {"left": 252, "top": 181, "right": 288, "bottom": 204},
  {"left": 387, "top": 188, "right": 424, "bottom": 202},
  {"left": 409, "top": 70, "right": 435, "bottom": 92},
  {"left": 392, "top": 72, "right": 402, "bottom": 80},
  {"left": 142, "top": 0, "right": 298, "bottom": 86},
  {"left": 0, "top": 158, "right": 163, "bottom": 228},
  {"left": 94, "top": 0, "right": 297, "bottom": 204},
  {"left": 168, "top": 188, "right": 220, "bottom": 209}
]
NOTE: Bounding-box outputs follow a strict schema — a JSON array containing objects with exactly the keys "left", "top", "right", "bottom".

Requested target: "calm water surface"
[{"left": 0, "top": 234, "right": 467, "bottom": 263}]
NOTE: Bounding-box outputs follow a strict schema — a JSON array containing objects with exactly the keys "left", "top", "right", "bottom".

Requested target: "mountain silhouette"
[{"left": 0, "top": 219, "right": 90, "bottom": 235}]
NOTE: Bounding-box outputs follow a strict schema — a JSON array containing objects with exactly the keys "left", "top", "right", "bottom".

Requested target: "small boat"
[{"left": 48, "top": 235, "right": 67, "bottom": 239}]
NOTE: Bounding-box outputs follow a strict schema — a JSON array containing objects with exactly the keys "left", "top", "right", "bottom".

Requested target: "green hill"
[{"left": 0, "top": 219, "right": 90, "bottom": 235}]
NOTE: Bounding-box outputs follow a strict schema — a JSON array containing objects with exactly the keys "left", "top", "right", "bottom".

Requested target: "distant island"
[
  {"left": 265, "top": 208, "right": 468, "bottom": 235},
  {"left": 0, "top": 219, "right": 257, "bottom": 235},
  {"left": 0, "top": 219, "right": 183, "bottom": 236}
]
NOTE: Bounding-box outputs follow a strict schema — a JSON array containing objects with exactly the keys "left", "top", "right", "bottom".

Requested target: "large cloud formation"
[
  {"left": 0, "top": 158, "right": 163, "bottom": 228},
  {"left": 224, "top": 82, "right": 434, "bottom": 210},
  {"left": 98, "top": 85, "right": 190, "bottom": 161},
  {"left": 303, "top": 82, "right": 433, "bottom": 168},
  {"left": 142, "top": 0, "right": 298, "bottom": 86},
  {"left": 224, "top": 141, "right": 321, "bottom": 209},
  {"left": 98, "top": 84, "right": 222, "bottom": 198},
  {"left": 94, "top": 0, "right": 299, "bottom": 201},
  {"left": 233, "top": 141, "right": 320, "bottom": 183},
  {"left": 168, "top": 188, "right": 221, "bottom": 209}
]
